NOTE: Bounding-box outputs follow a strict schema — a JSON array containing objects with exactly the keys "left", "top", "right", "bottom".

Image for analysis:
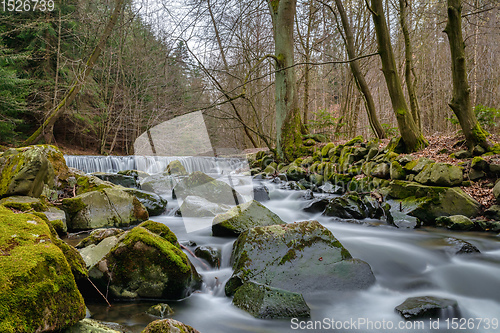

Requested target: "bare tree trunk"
[
  {"left": 331, "top": 0, "right": 385, "bottom": 139},
  {"left": 268, "top": 0, "right": 303, "bottom": 161},
  {"left": 369, "top": 0, "right": 428, "bottom": 152},
  {"left": 23, "top": 0, "right": 125, "bottom": 146},
  {"left": 399, "top": 0, "right": 422, "bottom": 130},
  {"left": 444, "top": 0, "right": 489, "bottom": 149}
]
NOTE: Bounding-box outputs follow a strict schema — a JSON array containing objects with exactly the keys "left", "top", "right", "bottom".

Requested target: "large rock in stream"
[
  {"left": 383, "top": 180, "right": 480, "bottom": 224},
  {"left": 0, "top": 206, "right": 86, "bottom": 332},
  {"left": 0, "top": 145, "right": 69, "bottom": 198},
  {"left": 62, "top": 187, "right": 149, "bottom": 230},
  {"left": 225, "top": 220, "right": 375, "bottom": 296},
  {"left": 212, "top": 200, "right": 284, "bottom": 236},
  {"left": 395, "top": 296, "right": 460, "bottom": 320},
  {"left": 143, "top": 319, "right": 200, "bottom": 333},
  {"left": 173, "top": 171, "right": 244, "bottom": 205},
  {"left": 88, "top": 221, "right": 201, "bottom": 300}
]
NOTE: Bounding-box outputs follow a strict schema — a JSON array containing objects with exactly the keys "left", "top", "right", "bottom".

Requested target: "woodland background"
[{"left": 0, "top": 0, "right": 498, "bottom": 154}]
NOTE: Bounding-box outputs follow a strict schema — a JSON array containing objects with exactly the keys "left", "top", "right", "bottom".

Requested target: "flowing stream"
[{"left": 67, "top": 156, "right": 500, "bottom": 333}]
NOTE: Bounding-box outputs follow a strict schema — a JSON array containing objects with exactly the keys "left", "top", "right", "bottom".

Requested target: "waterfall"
[{"left": 64, "top": 155, "right": 247, "bottom": 175}]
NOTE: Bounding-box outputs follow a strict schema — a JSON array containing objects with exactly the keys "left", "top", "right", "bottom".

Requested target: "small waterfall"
[{"left": 64, "top": 155, "right": 247, "bottom": 174}]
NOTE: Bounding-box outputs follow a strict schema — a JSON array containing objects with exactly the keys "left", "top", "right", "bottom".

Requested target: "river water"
[{"left": 66, "top": 156, "right": 500, "bottom": 333}]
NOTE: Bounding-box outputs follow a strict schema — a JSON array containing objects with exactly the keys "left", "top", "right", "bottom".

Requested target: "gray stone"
[
  {"left": 454, "top": 150, "right": 471, "bottom": 159},
  {"left": 232, "top": 281, "right": 310, "bottom": 319},
  {"left": 212, "top": 200, "right": 284, "bottom": 237},
  {"left": 62, "top": 188, "right": 149, "bottom": 231},
  {"left": 194, "top": 245, "right": 221, "bottom": 268},
  {"left": 494, "top": 180, "right": 500, "bottom": 203},
  {"left": 79, "top": 236, "right": 120, "bottom": 269},
  {"left": 121, "top": 188, "right": 167, "bottom": 216},
  {"left": 92, "top": 173, "right": 139, "bottom": 189},
  {"left": 164, "top": 160, "right": 187, "bottom": 176},
  {"left": 390, "top": 161, "right": 406, "bottom": 180},
  {"left": 177, "top": 195, "right": 229, "bottom": 218},
  {"left": 414, "top": 163, "right": 463, "bottom": 187},
  {"left": 225, "top": 221, "right": 375, "bottom": 296},
  {"left": 140, "top": 174, "right": 176, "bottom": 195},
  {"left": 469, "top": 169, "right": 485, "bottom": 181},
  {"left": 395, "top": 296, "right": 460, "bottom": 320},
  {"left": 484, "top": 205, "right": 500, "bottom": 220},
  {"left": 404, "top": 157, "right": 435, "bottom": 174},
  {"left": 442, "top": 237, "right": 480, "bottom": 255},
  {"left": 370, "top": 163, "right": 390, "bottom": 179},
  {"left": 435, "top": 215, "right": 475, "bottom": 231}
]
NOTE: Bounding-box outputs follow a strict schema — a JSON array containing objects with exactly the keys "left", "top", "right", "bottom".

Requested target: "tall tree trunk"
[
  {"left": 399, "top": 0, "right": 422, "bottom": 130},
  {"left": 268, "top": 0, "right": 302, "bottom": 161},
  {"left": 444, "top": 0, "right": 489, "bottom": 150},
  {"left": 332, "top": 0, "right": 385, "bottom": 139},
  {"left": 23, "top": 0, "right": 125, "bottom": 146},
  {"left": 369, "top": 0, "right": 427, "bottom": 152}
]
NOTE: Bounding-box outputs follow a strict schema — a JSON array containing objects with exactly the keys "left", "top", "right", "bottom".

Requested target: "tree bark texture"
[
  {"left": 23, "top": 0, "right": 125, "bottom": 146},
  {"left": 334, "top": 0, "right": 385, "bottom": 139},
  {"left": 444, "top": 0, "right": 489, "bottom": 149},
  {"left": 369, "top": 0, "right": 427, "bottom": 152},
  {"left": 268, "top": 0, "right": 303, "bottom": 161}
]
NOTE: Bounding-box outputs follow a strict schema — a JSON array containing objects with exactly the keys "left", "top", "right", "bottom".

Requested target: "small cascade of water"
[{"left": 64, "top": 155, "right": 247, "bottom": 174}]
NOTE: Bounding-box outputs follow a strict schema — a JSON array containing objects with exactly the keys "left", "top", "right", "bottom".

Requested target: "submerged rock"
[
  {"left": 442, "top": 237, "right": 480, "bottom": 255},
  {"left": 323, "top": 193, "right": 392, "bottom": 223},
  {"left": 146, "top": 303, "right": 174, "bottom": 318},
  {"left": 212, "top": 200, "right": 284, "bottom": 237},
  {"left": 253, "top": 184, "right": 270, "bottom": 202},
  {"left": 173, "top": 171, "right": 244, "bottom": 205},
  {"left": 88, "top": 221, "right": 201, "bottom": 300},
  {"left": 225, "top": 221, "right": 375, "bottom": 296},
  {"left": 0, "top": 206, "right": 86, "bottom": 332},
  {"left": 395, "top": 296, "right": 460, "bottom": 320},
  {"left": 232, "top": 281, "right": 310, "bottom": 319},
  {"left": 142, "top": 319, "right": 200, "bottom": 333},
  {"left": 62, "top": 187, "right": 149, "bottom": 231}
]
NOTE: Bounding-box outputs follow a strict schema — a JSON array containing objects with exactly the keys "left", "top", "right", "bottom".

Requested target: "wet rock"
[
  {"left": 0, "top": 207, "right": 86, "bottom": 332},
  {"left": 79, "top": 235, "right": 121, "bottom": 269},
  {"left": 302, "top": 189, "right": 314, "bottom": 200},
  {"left": 146, "top": 303, "right": 174, "bottom": 318},
  {"left": 173, "top": 171, "right": 244, "bottom": 206},
  {"left": 286, "top": 165, "right": 307, "bottom": 181},
  {"left": 436, "top": 215, "right": 475, "bottom": 231},
  {"left": 302, "top": 198, "right": 329, "bottom": 214},
  {"left": 476, "top": 219, "right": 500, "bottom": 233},
  {"left": 225, "top": 221, "right": 375, "bottom": 296},
  {"left": 140, "top": 174, "right": 176, "bottom": 195},
  {"left": 93, "top": 172, "right": 139, "bottom": 189},
  {"left": 63, "top": 318, "right": 126, "bottom": 333},
  {"left": 121, "top": 188, "right": 167, "bottom": 216},
  {"left": 443, "top": 237, "right": 480, "bottom": 255},
  {"left": 309, "top": 173, "right": 324, "bottom": 187},
  {"left": 143, "top": 319, "right": 200, "bottom": 333},
  {"left": 0, "top": 145, "right": 69, "bottom": 198},
  {"left": 232, "top": 281, "right": 310, "bottom": 319},
  {"left": 323, "top": 193, "right": 391, "bottom": 222},
  {"left": 318, "top": 182, "right": 344, "bottom": 194},
  {"left": 384, "top": 181, "right": 480, "bottom": 224},
  {"left": 88, "top": 221, "right": 201, "bottom": 300},
  {"left": 118, "top": 169, "right": 150, "bottom": 179},
  {"left": 253, "top": 184, "right": 270, "bottom": 202},
  {"left": 212, "top": 200, "right": 284, "bottom": 237},
  {"left": 164, "top": 160, "right": 188, "bottom": 176},
  {"left": 177, "top": 195, "right": 229, "bottom": 218},
  {"left": 395, "top": 296, "right": 460, "bottom": 320},
  {"left": 62, "top": 187, "right": 149, "bottom": 231},
  {"left": 414, "top": 163, "right": 463, "bottom": 187},
  {"left": 194, "top": 245, "right": 221, "bottom": 268}
]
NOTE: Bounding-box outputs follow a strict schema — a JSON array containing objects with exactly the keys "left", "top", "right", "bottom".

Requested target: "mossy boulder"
[
  {"left": 62, "top": 187, "right": 149, "bottom": 231},
  {"left": 384, "top": 181, "right": 480, "bottom": 224},
  {"left": 395, "top": 296, "right": 460, "bottom": 320},
  {"left": 370, "top": 163, "right": 390, "bottom": 179},
  {"left": 140, "top": 173, "right": 176, "bottom": 195},
  {"left": 164, "top": 160, "right": 188, "bottom": 176},
  {"left": 321, "top": 143, "right": 336, "bottom": 157},
  {"left": 286, "top": 164, "right": 307, "bottom": 181},
  {"left": 232, "top": 281, "right": 310, "bottom": 319},
  {"left": 414, "top": 163, "right": 463, "bottom": 187},
  {"left": 117, "top": 169, "right": 150, "bottom": 179},
  {"left": 146, "top": 303, "right": 174, "bottom": 318},
  {"left": 404, "top": 157, "right": 434, "bottom": 174},
  {"left": 0, "top": 206, "right": 86, "bottom": 332},
  {"left": 345, "top": 135, "right": 363, "bottom": 146},
  {"left": 142, "top": 319, "right": 200, "bottom": 333},
  {"left": 88, "top": 221, "right": 201, "bottom": 300},
  {"left": 172, "top": 171, "right": 243, "bottom": 205},
  {"left": 494, "top": 180, "right": 500, "bottom": 203},
  {"left": 121, "top": 188, "right": 167, "bottom": 216},
  {"left": 225, "top": 221, "right": 375, "bottom": 296},
  {"left": 390, "top": 161, "right": 406, "bottom": 180},
  {"left": 177, "top": 195, "right": 230, "bottom": 217},
  {"left": 92, "top": 172, "right": 139, "bottom": 189},
  {"left": 0, "top": 145, "right": 69, "bottom": 198},
  {"left": 212, "top": 200, "right": 284, "bottom": 237},
  {"left": 436, "top": 215, "right": 475, "bottom": 231}
]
